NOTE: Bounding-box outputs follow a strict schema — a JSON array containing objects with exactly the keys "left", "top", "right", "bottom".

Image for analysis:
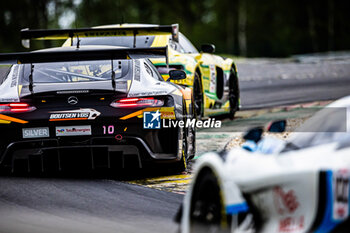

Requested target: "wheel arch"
[
  {"left": 181, "top": 153, "right": 247, "bottom": 233},
  {"left": 230, "top": 62, "right": 238, "bottom": 75},
  {"left": 194, "top": 66, "right": 202, "bottom": 88}
]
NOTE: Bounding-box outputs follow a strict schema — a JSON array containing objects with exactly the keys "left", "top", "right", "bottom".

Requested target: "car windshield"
[
  {"left": 284, "top": 106, "right": 348, "bottom": 151},
  {"left": 72, "top": 36, "right": 156, "bottom": 48},
  {"left": 20, "top": 59, "right": 130, "bottom": 84}
]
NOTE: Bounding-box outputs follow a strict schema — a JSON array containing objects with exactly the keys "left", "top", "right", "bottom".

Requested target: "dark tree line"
[{"left": 1, "top": 0, "right": 349, "bottom": 57}]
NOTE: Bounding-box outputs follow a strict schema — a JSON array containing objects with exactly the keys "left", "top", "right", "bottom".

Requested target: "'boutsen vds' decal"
[{"left": 49, "top": 108, "right": 101, "bottom": 121}]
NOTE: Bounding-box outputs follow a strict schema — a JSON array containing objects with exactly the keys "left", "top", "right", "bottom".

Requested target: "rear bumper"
[{"left": 0, "top": 123, "right": 180, "bottom": 171}]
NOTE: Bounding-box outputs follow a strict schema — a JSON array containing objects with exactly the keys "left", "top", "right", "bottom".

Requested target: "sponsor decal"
[
  {"left": 273, "top": 187, "right": 304, "bottom": 232},
  {"left": 55, "top": 125, "right": 92, "bottom": 136},
  {"left": 0, "top": 98, "right": 20, "bottom": 102},
  {"left": 23, "top": 127, "right": 49, "bottom": 139},
  {"left": 273, "top": 186, "right": 299, "bottom": 215},
  {"left": 134, "top": 60, "right": 141, "bottom": 81},
  {"left": 161, "top": 111, "right": 176, "bottom": 119},
  {"left": 49, "top": 108, "right": 101, "bottom": 121},
  {"left": 209, "top": 64, "right": 216, "bottom": 93},
  {"left": 128, "top": 91, "right": 168, "bottom": 97},
  {"left": 84, "top": 31, "right": 128, "bottom": 37},
  {"left": 144, "top": 107, "right": 175, "bottom": 120},
  {"left": 143, "top": 110, "right": 161, "bottom": 129},
  {"left": 279, "top": 216, "right": 304, "bottom": 232},
  {"left": 333, "top": 169, "right": 350, "bottom": 220}
]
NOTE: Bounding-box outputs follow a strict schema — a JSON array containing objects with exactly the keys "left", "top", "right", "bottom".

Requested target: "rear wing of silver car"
[
  {"left": 0, "top": 46, "right": 168, "bottom": 64},
  {"left": 20, "top": 24, "right": 179, "bottom": 48},
  {"left": 0, "top": 46, "right": 168, "bottom": 94}
]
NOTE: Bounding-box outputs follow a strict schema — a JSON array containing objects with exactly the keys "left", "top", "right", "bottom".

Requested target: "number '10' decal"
[{"left": 103, "top": 125, "right": 115, "bottom": 135}]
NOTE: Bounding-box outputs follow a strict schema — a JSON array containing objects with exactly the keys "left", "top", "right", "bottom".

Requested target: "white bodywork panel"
[
  {"left": 0, "top": 65, "right": 20, "bottom": 102},
  {"left": 181, "top": 95, "right": 350, "bottom": 233},
  {"left": 182, "top": 145, "right": 350, "bottom": 233},
  {"left": 127, "top": 59, "right": 177, "bottom": 98}
]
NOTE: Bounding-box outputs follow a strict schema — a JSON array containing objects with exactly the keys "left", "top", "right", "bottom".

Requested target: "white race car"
[{"left": 179, "top": 96, "right": 350, "bottom": 233}]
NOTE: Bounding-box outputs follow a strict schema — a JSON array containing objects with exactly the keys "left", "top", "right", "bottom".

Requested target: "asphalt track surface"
[
  {"left": 0, "top": 176, "right": 182, "bottom": 233},
  {"left": 240, "top": 75, "right": 350, "bottom": 109},
  {"left": 1, "top": 57, "right": 350, "bottom": 233},
  {"left": 237, "top": 58, "right": 350, "bottom": 109}
]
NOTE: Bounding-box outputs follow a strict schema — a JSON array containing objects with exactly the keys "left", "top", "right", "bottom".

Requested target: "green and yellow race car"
[{"left": 21, "top": 24, "right": 240, "bottom": 119}]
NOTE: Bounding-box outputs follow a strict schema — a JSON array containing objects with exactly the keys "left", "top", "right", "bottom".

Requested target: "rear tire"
[
  {"left": 228, "top": 68, "right": 240, "bottom": 120},
  {"left": 170, "top": 127, "right": 188, "bottom": 173},
  {"left": 187, "top": 125, "right": 196, "bottom": 160},
  {"left": 171, "top": 93, "right": 196, "bottom": 173},
  {"left": 193, "top": 72, "right": 203, "bottom": 119},
  {"left": 187, "top": 94, "right": 196, "bottom": 160}
]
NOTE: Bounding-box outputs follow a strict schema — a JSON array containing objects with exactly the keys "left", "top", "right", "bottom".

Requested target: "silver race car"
[{"left": 0, "top": 46, "right": 195, "bottom": 173}]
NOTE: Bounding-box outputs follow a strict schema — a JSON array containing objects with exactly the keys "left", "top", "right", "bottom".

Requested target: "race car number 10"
[{"left": 103, "top": 125, "right": 115, "bottom": 135}]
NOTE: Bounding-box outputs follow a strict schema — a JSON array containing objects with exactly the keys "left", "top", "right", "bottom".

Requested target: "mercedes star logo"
[{"left": 68, "top": 96, "right": 79, "bottom": 105}]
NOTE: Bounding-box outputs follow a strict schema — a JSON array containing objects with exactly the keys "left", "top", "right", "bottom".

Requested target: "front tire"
[
  {"left": 171, "top": 100, "right": 193, "bottom": 173},
  {"left": 190, "top": 169, "right": 224, "bottom": 233},
  {"left": 189, "top": 169, "right": 254, "bottom": 233}
]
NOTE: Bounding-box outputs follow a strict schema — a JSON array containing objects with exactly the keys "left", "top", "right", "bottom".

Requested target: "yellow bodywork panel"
[
  {"left": 0, "top": 114, "right": 28, "bottom": 124},
  {"left": 151, "top": 35, "right": 169, "bottom": 47},
  {"left": 120, "top": 107, "right": 176, "bottom": 120},
  {"left": 0, "top": 119, "right": 11, "bottom": 124}
]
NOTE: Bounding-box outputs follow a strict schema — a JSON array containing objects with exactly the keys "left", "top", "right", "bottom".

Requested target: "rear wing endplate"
[{"left": 21, "top": 24, "right": 179, "bottom": 49}]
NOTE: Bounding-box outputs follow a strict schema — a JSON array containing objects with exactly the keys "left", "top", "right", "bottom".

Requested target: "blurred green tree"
[{"left": 0, "top": 0, "right": 349, "bottom": 57}]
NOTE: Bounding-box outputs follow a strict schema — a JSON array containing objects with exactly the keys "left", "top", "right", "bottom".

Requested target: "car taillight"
[
  {"left": 110, "top": 97, "right": 164, "bottom": 108},
  {"left": 0, "top": 103, "right": 36, "bottom": 113}
]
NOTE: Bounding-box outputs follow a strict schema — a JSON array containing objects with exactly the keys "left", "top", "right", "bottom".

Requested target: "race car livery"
[
  {"left": 20, "top": 24, "right": 240, "bottom": 119},
  {"left": 0, "top": 46, "right": 195, "bottom": 173},
  {"left": 178, "top": 96, "right": 350, "bottom": 233}
]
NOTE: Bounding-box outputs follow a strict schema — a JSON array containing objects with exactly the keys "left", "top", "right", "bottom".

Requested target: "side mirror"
[
  {"left": 267, "top": 120, "right": 286, "bottom": 133},
  {"left": 201, "top": 44, "right": 215, "bottom": 53},
  {"left": 243, "top": 127, "right": 264, "bottom": 143},
  {"left": 168, "top": 70, "right": 186, "bottom": 81}
]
